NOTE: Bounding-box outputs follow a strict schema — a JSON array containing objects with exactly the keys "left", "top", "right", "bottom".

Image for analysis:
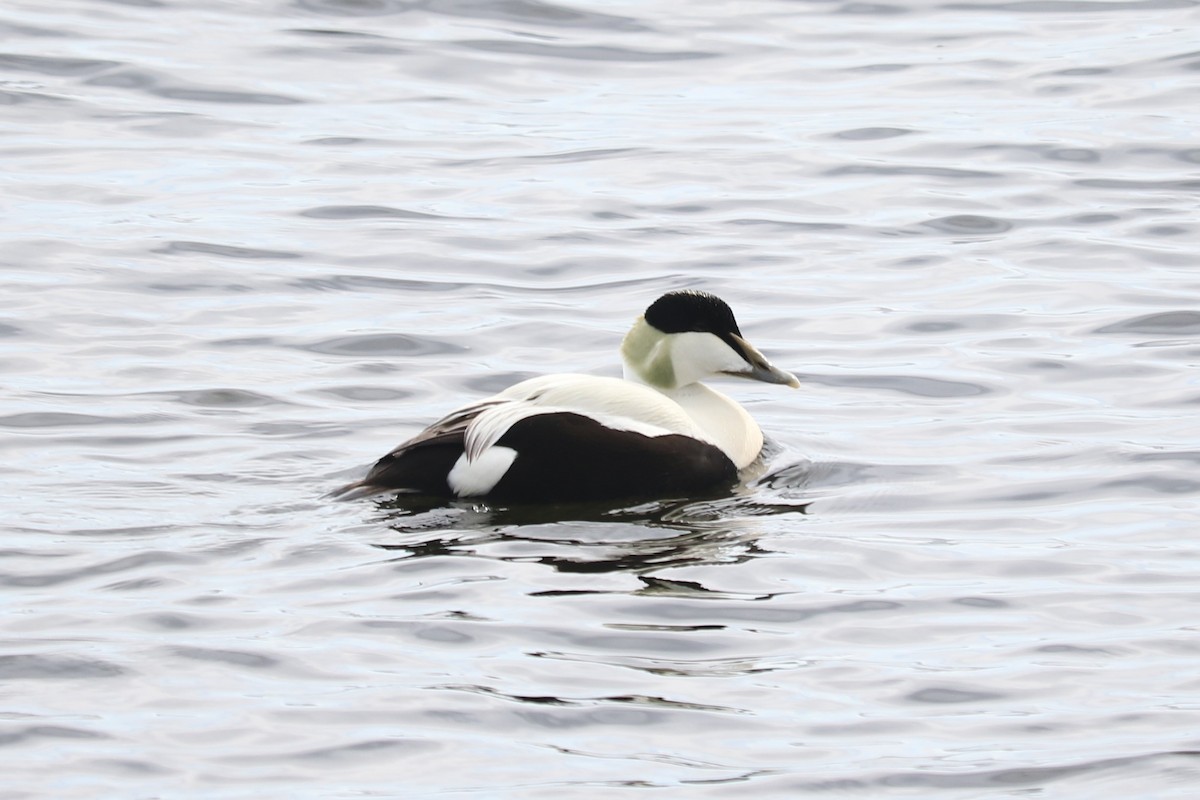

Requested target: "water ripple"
[
  {"left": 921, "top": 214, "right": 1014, "bottom": 235},
  {"left": 85, "top": 69, "right": 304, "bottom": 104},
  {"left": 0, "top": 53, "right": 118, "bottom": 76},
  {"left": 0, "top": 412, "right": 171, "bottom": 429},
  {"left": 296, "top": 333, "right": 467, "bottom": 357},
  {"left": 294, "top": 0, "right": 647, "bottom": 30},
  {"left": 0, "top": 725, "right": 110, "bottom": 746},
  {"left": 950, "top": 0, "right": 1198, "bottom": 11},
  {"left": 170, "top": 646, "right": 279, "bottom": 669},
  {"left": 298, "top": 205, "right": 476, "bottom": 220},
  {"left": 456, "top": 40, "right": 717, "bottom": 62},
  {"left": 0, "top": 552, "right": 200, "bottom": 588},
  {"left": 826, "top": 165, "right": 1001, "bottom": 179},
  {"left": 0, "top": 654, "right": 126, "bottom": 679},
  {"left": 155, "top": 241, "right": 304, "bottom": 260},
  {"left": 798, "top": 373, "right": 993, "bottom": 398},
  {"left": 1096, "top": 311, "right": 1200, "bottom": 335},
  {"left": 831, "top": 127, "right": 916, "bottom": 140}
]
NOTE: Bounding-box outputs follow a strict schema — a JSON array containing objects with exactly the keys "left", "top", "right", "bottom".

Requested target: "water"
[{"left": 3, "top": 0, "right": 1199, "bottom": 796}]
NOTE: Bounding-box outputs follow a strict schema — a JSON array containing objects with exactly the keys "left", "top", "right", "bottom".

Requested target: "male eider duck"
[{"left": 334, "top": 290, "right": 798, "bottom": 503}]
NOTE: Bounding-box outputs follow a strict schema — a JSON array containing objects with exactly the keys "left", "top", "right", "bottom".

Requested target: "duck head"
[{"left": 621, "top": 290, "right": 800, "bottom": 391}]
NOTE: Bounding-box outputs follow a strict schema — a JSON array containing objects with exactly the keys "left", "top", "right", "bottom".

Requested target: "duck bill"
[{"left": 725, "top": 334, "right": 800, "bottom": 388}]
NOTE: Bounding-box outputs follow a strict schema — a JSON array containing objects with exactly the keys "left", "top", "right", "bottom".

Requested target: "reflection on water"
[
  {"left": 3, "top": 0, "right": 1200, "bottom": 796},
  {"left": 370, "top": 490, "right": 811, "bottom": 574}
]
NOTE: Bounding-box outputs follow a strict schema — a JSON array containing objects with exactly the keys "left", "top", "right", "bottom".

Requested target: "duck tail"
[{"left": 325, "top": 479, "right": 388, "bottom": 502}]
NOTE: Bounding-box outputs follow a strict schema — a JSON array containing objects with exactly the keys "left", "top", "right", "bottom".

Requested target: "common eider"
[{"left": 334, "top": 290, "right": 798, "bottom": 503}]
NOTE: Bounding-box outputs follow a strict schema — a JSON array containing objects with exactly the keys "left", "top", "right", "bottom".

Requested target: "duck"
[{"left": 333, "top": 290, "right": 798, "bottom": 503}]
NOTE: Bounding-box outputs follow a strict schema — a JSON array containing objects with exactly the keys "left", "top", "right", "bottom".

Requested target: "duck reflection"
[{"left": 368, "top": 483, "right": 810, "bottom": 577}]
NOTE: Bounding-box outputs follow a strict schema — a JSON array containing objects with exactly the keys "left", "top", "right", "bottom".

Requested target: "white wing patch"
[{"left": 447, "top": 446, "right": 518, "bottom": 497}]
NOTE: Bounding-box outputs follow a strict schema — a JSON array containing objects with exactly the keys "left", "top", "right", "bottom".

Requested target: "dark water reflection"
[{"left": 370, "top": 490, "right": 810, "bottom": 575}]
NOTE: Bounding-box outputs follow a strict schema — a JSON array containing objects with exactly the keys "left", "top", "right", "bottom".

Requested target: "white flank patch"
[{"left": 447, "top": 446, "right": 518, "bottom": 497}]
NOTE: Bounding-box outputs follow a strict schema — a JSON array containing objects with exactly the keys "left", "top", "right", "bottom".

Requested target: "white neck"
[
  {"left": 622, "top": 351, "right": 764, "bottom": 470},
  {"left": 619, "top": 316, "right": 767, "bottom": 468}
]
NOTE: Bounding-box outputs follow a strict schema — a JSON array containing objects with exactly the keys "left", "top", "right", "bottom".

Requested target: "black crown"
[{"left": 644, "top": 290, "right": 742, "bottom": 338}]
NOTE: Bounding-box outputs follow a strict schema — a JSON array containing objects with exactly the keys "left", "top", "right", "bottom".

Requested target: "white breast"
[{"left": 660, "top": 383, "right": 764, "bottom": 469}]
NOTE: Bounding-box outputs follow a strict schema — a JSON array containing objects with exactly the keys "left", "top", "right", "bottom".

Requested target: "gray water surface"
[{"left": 3, "top": 0, "right": 1200, "bottom": 797}]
